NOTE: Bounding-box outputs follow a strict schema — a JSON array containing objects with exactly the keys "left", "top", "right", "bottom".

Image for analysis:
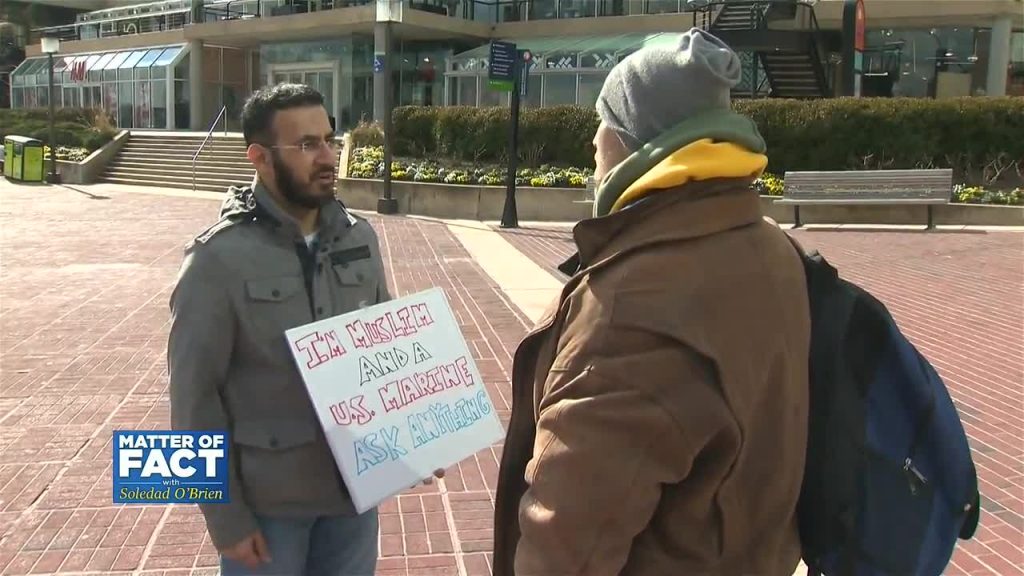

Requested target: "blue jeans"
[{"left": 220, "top": 508, "right": 379, "bottom": 576}]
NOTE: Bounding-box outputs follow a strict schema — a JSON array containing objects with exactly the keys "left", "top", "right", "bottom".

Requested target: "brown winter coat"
[{"left": 493, "top": 179, "right": 811, "bottom": 576}]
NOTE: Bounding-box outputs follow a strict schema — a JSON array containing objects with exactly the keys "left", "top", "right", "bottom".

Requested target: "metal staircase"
[{"left": 704, "top": 0, "right": 833, "bottom": 99}]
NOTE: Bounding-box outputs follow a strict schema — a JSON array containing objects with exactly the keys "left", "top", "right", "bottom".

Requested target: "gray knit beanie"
[{"left": 596, "top": 28, "right": 743, "bottom": 151}]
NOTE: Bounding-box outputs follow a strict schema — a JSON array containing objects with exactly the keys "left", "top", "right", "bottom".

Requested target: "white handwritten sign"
[{"left": 284, "top": 287, "right": 506, "bottom": 513}]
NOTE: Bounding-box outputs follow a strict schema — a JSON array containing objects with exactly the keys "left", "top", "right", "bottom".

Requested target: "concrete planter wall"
[
  {"left": 338, "top": 178, "right": 593, "bottom": 222},
  {"left": 338, "top": 178, "right": 1023, "bottom": 226},
  {"left": 55, "top": 130, "right": 129, "bottom": 185}
]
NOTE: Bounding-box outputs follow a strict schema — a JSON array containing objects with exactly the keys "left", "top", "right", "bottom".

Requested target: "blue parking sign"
[{"left": 113, "top": 430, "right": 229, "bottom": 504}]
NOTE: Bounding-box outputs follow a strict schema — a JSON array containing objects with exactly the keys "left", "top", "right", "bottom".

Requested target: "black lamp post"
[{"left": 41, "top": 35, "right": 61, "bottom": 185}]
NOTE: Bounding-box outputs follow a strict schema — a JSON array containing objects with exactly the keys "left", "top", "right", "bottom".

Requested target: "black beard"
[{"left": 271, "top": 153, "right": 334, "bottom": 210}]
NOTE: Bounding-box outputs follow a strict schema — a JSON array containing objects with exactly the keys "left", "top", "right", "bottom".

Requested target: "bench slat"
[{"left": 781, "top": 169, "right": 952, "bottom": 203}]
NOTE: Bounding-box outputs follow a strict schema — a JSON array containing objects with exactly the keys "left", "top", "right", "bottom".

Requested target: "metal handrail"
[{"left": 192, "top": 105, "right": 228, "bottom": 191}]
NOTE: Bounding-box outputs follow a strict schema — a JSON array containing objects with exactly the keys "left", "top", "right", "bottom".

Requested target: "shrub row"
[
  {"left": 348, "top": 145, "right": 1022, "bottom": 205},
  {"left": 350, "top": 98, "right": 1024, "bottom": 188},
  {"left": 0, "top": 108, "right": 117, "bottom": 151}
]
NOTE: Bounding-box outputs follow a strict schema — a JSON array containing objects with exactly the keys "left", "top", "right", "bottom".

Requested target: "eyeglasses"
[{"left": 269, "top": 140, "right": 343, "bottom": 155}]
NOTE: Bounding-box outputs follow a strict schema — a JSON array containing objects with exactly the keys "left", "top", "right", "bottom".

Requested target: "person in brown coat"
[{"left": 492, "top": 28, "right": 811, "bottom": 576}]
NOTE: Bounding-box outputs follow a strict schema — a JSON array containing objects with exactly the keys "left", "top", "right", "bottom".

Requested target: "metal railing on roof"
[{"left": 34, "top": 0, "right": 714, "bottom": 43}]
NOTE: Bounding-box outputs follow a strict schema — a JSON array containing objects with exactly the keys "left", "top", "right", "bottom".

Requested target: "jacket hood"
[
  {"left": 593, "top": 109, "right": 767, "bottom": 218},
  {"left": 219, "top": 185, "right": 257, "bottom": 219}
]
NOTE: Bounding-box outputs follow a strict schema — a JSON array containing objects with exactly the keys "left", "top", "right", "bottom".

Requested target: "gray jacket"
[{"left": 167, "top": 182, "right": 391, "bottom": 549}]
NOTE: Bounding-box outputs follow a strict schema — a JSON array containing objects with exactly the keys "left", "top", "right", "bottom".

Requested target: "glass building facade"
[
  {"left": 861, "top": 27, "right": 1024, "bottom": 98},
  {"left": 445, "top": 33, "right": 688, "bottom": 108},
  {"left": 256, "top": 37, "right": 466, "bottom": 128},
  {"left": 10, "top": 45, "right": 186, "bottom": 129}
]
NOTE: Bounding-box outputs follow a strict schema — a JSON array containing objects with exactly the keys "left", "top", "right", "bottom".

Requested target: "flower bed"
[
  {"left": 348, "top": 147, "right": 1021, "bottom": 206},
  {"left": 44, "top": 145, "right": 90, "bottom": 162},
  {"left": 348, "top": 146, "right": 592, "bottom": 188}
]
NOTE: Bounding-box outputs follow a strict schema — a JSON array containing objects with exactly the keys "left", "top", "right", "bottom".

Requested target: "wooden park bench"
[{"left": 775, "top": 169, "right": 953, "bottom": 229}]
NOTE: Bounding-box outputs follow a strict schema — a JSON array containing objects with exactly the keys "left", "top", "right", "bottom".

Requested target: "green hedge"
[
  {"left": 352, "top": 98, "right": 1024, "bottom": 187},
  {"left": 0, "top": 108, "right": 117, "bottom": 151}
]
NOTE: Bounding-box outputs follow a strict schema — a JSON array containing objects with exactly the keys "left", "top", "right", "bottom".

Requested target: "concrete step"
[
  {"left": 112, "top": 151, "right": 250, "bottom": 163},
  {"left": 129, "top": 136, "right": 245, "bottom": 144},
  {"left": 99, "top": 175, "right": 235, "bottom": 194},
  {"left": 120, "top": 143, "right": 247, "bottom": 154},
  {"left": 101, "top": 171, "right": 249, "bottom": 189},
  {"left": 111, "top": 159, "right": 254, "bottom": 171},
  {"left": 106, "top": 164, "right": 254, "bottom": 181},
  {"left": 124, "top": 141, "right": 248, "bottom": 152},
  {"left": 116, "top": 149, "right": 249, "bottom": 161}
]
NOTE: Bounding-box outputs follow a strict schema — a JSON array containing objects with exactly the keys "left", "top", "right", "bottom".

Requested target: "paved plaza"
[{"left": 0, "top": 179, "right": 1021, "bottom": 575}]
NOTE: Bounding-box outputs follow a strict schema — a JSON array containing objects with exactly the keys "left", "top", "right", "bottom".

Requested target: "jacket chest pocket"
[
  {"left": 331, "top": 263, "right": 378, "bottom": 312},
  {"left": 244, "top": 275, "right": 309, "bottom": 342}
]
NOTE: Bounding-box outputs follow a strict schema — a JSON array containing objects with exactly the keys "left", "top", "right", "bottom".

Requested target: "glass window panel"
[
  {"left": 93, "top": 53, "right": 115, "bottom": 70},
  {"left": 457, "top": 76, "right": 477, "bottom": 105},
  {"left": 37, "top": 86, "right": 49, "bottom": 107},
  {"left": 137, "top": 49, "right": 162, "bottom": 68},
  {"left": 152, "top": 80, "right": 167, "bottom": 128},
  {"left": 577, "top": 73, "right": 606, "bottom": 108},
  {"left": 119, "top": 82, "right": 133, "bottom": 128},
  {"left": 479, "top": 81, "right": 505, "bottom": 107},
  {"left": 155, "top": 46, "right": 183, "bottom": 66},
  {"left": 118, "top": 67, "right": 133, "bottom": 81},
  {"left": 104, "top": 52, "right": 130, "bottom": 70},
  {"left": 522, "top": 69, "right": 542, "bottom": 108},
  {"left": 318, "top": 71, "right": 334, "bottom": 121},
  {"left": 135, "top": 80, "right": 151, "bottom": 128},
  {"left": 12, "top": 87, "right": 23, "bottom": 108},
  {"left": 104, "top": 83, "right": 118, "bottom": 120},
  {"left": 542, "top": 74, "right": 577, "bottom": 106},
  {"left": 137, "top": 68, "right": 151, "bottom": 80},
  {"left": 84, "top": 54, "right": 103, "bottom": 70},
  {"left": 120, "top": 50, "right": 147, "bottom": 69},
  {"left": 19, "top": 58, "right": 47, "bottom": 76}
]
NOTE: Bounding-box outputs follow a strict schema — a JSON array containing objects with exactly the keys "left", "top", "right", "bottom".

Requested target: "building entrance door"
[{"left": 268, "top": 64, "right": 339, "bottom": 129}]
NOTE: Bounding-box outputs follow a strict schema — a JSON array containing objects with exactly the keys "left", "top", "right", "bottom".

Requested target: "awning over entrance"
[
  {"left": 11, "top": 44, "right": 186, "bottom": 87},
  {"left": 10, "top": 44, "right": 190, "bottom": 131},
  {"left": 448, "top": 33, "right": 685, "bottom": 72}
]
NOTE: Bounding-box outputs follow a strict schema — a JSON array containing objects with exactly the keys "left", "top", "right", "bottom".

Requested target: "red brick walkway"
[
  {"left": 499, "top": 224, "right": 1024, "bottom": 576},
  {"left": 1, "top": 180, "right": 1020, "bottom": 576},
  {"left": 0, "top": 183, "right": 532, "bottom": 575}
]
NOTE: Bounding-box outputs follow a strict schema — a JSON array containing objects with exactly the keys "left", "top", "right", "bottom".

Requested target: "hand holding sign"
[{"left": 285, "top": 287, "right": 505, "bottom": 513}]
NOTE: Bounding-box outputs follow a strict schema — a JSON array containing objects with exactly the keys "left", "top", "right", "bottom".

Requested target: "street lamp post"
[{"left": 41, "top": 36, "right": 61, "bottom": 185}]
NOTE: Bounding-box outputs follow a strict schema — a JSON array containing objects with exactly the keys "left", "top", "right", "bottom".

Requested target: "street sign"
[
  {"left": 488, "top": 41, "right": 516, "bottom": 92},
  {"left": 374, "top": 53, "right": 386, "bottom": 74},
  {"left": 519, "top": 49, "right": 531, "bottom": 97}
]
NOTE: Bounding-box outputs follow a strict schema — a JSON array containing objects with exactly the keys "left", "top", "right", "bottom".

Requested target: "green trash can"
[{"left": 3, "top": 136, "right": 45, "bottom": 182}]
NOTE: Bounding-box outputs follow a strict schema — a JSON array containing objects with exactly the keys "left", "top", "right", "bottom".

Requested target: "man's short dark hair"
[{"left": 241, "top": 83, "right": 325, "bottom": 146}]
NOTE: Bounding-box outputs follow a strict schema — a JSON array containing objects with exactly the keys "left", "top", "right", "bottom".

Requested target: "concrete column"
[
  {"left": 372, "top": 22, "right": 393, "bottom": 123},
  {"left": 189, "top": 39, "right": 204, "bottom": 131},
  {"left": 986, "top": 16, "right": 1012, "bottom": 97}
]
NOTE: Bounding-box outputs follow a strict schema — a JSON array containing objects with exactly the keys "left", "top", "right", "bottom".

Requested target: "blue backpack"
[{"left": 789, "top": 237, "right": 981, "bottom": 576}]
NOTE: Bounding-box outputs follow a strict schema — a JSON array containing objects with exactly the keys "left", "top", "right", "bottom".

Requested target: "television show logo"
[{"left": 113, "top": 431, "right": 229, "bottom": 504}]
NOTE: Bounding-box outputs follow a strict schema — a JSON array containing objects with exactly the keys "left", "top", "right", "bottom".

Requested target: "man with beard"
[{"left": 168, "top": 83, "right": 440, "bottom": 575}]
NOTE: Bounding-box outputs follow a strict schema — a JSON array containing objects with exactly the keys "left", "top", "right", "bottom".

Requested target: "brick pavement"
[
  {"left": 498, "top": 223, "right": 1024, "bottom": 576},
  {"left": 1, "top": 178, "right": 1020, "bottom": 576},
  {"left": 0, "top": 182, "right": 533, "bottom": 575}
]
